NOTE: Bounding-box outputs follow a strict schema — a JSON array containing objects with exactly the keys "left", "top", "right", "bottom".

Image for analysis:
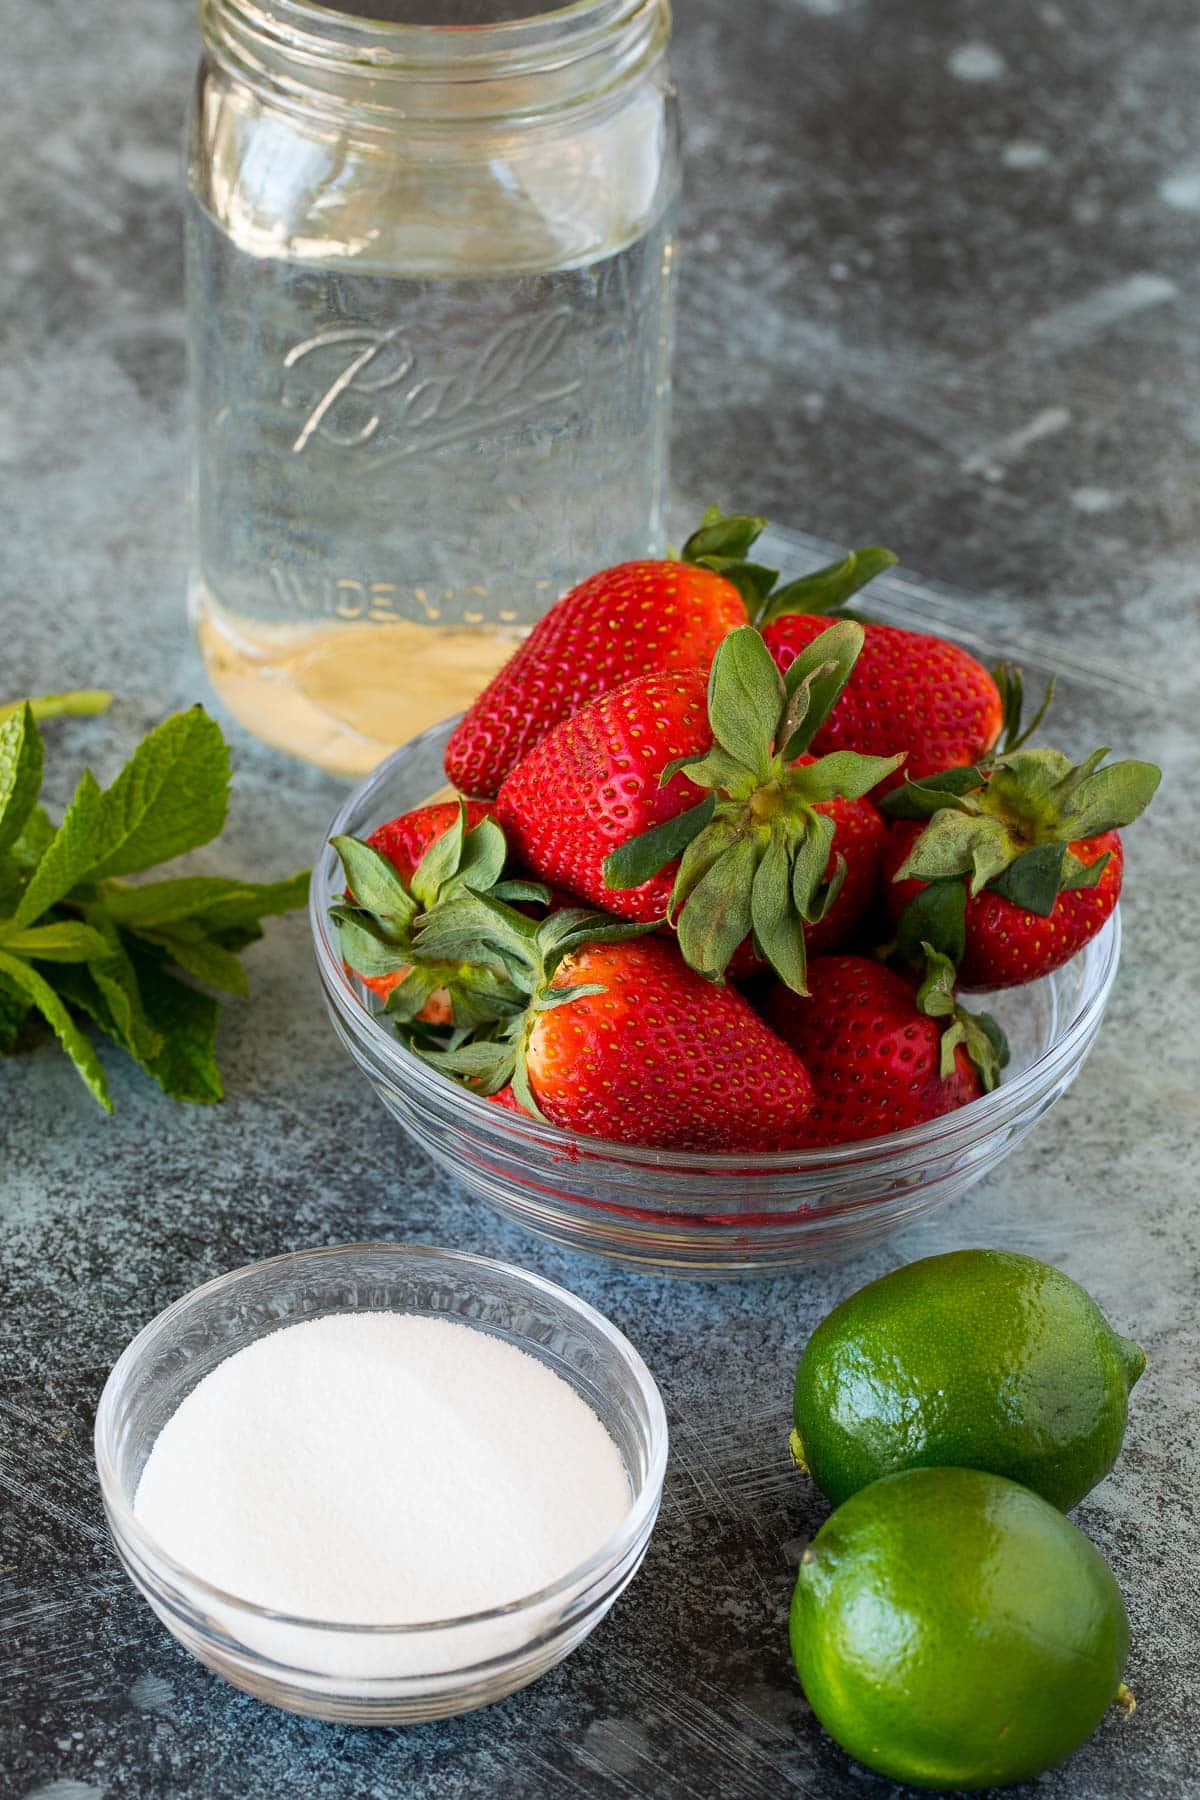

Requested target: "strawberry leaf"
[
  {"left": 1060, "top": 849, "right": 1112, "bottom": 891},
  {"left": 880, "top": 767, "right": 987, "bottom": 819},
  {"left": 675, "top": 837, "right": 758, "bottom": 980},
  {"left": 750, "top": 831, "right": 808, "bottom": 995},
  {"left": 778, "top": 620, "right": 865, "bottom": 754},
  {"left": 894, "top": 809, "right": 1016, "bottom": 894},
  {"left": 896, "top": 878, "right": 967, "bottom": 969},
  {"left": 681, "top": 508, "right": 769, "bottom": 563},
  {"left": 988, "top": 842, "right": 1069, "bottom": 917},
  {"left": 332, "top": 836, "right": 418, "bottom": 930},
  {"left": 1056, "top": 759, "right": 1161, "bottom": 840},
  {"left": 333, "top": 908, "right": 413, "bottom": 979},
  {"left": 603, "top": 794, "right": 715, "bottom": 891},
  {"left": 793, "top": 750, "right": 905, "bottom": 803},
  {"left": 705, "top": 627, "right": 785, "bottom": 779},
  {"left": 757, "top": 546, "right": 897, "bottom": 626},
  {"left": 409, "top": 803, "right": 467, "bottom": 910}
]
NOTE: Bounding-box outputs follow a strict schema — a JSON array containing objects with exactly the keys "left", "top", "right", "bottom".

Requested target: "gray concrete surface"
[{"left": 2, "top": 0, "right": 1198, "bottom": 1795}]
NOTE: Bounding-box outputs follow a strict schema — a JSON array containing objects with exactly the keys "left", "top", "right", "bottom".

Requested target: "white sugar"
[{"left": 134, "top": 1312, "right": 630, "bottom": 1628}]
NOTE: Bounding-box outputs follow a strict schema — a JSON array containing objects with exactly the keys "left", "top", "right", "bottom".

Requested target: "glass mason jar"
[{"left": 186, "top": 0, "right": 680, "bottom": 776}]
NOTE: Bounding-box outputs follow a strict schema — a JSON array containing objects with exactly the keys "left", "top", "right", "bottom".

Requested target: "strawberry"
[
  {"left": 330, "top": 802, "right": 545, "bottom": 1029},
  {"left": 367, "top": 800, "right": 494, "bottom": 885},
  {"left": 762, "top": 954, "right": 1001, "bottom": 1145},
  {"left": 358, "top": 800, "right": 494, "bottom": 1009},
  {"left": 408, "top": 900, "right": 816, "bottom": 1151},
  {"left": 442, "top": 511, "right": 897, "bottom": 799},
  {"left": 879, "top": 745, "right": 1160, "bottom": 989},
  {"left": 497, "top": 622, "right": 903, "bottom": 994},
  {"left": 759, "top": 614, "right": 1002, "bottom": 790},
  {"left": 443, "top": 514, "right": 756, "bottom": 799}
]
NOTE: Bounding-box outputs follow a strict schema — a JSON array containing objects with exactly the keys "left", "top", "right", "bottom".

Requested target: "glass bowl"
[
  {"left": 94, "top": 1243, "right": 668, "bottom": 1724},
  {"left": 310, "top": 717, "right": 1121, "bottom": 1277}
]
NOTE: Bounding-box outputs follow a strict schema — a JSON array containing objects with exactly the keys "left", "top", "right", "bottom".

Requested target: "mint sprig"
[{"left": 0, "top": 697, "right": 309, "bottom": 1111}]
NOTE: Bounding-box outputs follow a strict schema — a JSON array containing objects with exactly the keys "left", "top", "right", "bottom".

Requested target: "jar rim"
[{"left": 201, "top": 0, "right": 669, "bottom": 123}]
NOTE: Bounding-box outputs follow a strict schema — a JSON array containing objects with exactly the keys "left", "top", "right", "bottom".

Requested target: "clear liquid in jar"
[{"left": 186, "top": 195, "right": 676, "bottom": 776}]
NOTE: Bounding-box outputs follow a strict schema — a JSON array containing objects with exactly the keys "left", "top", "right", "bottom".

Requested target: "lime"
[
  {"left": 792, "top": 1249, "right": 1144, "bottom": 1510},
  {"left": 790, "top": 1466, "right": 1132, "bottom": 1791}
]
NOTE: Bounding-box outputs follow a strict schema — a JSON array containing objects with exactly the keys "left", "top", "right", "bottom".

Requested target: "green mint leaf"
[
  {"left": 706, "top": 626, "right": 785, "bottom": 780},
  {"left": 0, "top": 705, "right": 45, "bottom": 859},
  {"left": 13, "top": 770, "right": 103, "bottom": 928},
  {"left": 988, "top": 843, "right": 1069, "bottom": 917},
  {"left": 14, "top": 709, "right": 230, "bottom": 926},
  {"left": 88, "top": 708, "right": 231, "bottom": 879},
  {"left": 896, "top": 878, "right": 967, "bottom": 969},
  {"left": 122, "top": 940, "right": 224, "bottom": 1103},
  {"left": 140, "top": 931, "right": 250, "bottom": 996},
  {"left": 0, "top": 971, "right": 29, "bottom": 1053},
  {"left": 83, "top": 918, "right": 166, "bottom": 1066},
  {"left": 0, "top": 919, "right": 114, "bottom": 963},
  {"left": 0, "top": 950, "right": 112, "bottom": 1111},
  {"left": 101, "top": 871, "right": 310, "bottom": 933},
  {"left": 778, "top": 620, "right": 865, "bottom": 754},
  {"left": 603, "top": 795, "right": 716, "bottom": 891}
]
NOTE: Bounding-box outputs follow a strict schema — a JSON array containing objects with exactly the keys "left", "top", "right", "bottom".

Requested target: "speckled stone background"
[{"left": 3, "top": 0, "right": 1199, "bottom": 1795}]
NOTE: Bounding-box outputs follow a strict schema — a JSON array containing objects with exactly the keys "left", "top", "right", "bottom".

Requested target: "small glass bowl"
[
  {"left": 310, "top": 717, "right": 1121, "bottom": 1277},
  {"left": 94, "top": 1243, "right": 668, "bottom": 1724}
]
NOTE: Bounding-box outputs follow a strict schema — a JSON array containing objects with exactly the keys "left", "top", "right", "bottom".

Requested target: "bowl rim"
[
  {"left": 94, "top": 1239, "right": 669, "bottom": 1640},
  {"left": 308, "top": 713, "right": 1123, "bottom": 1173}
]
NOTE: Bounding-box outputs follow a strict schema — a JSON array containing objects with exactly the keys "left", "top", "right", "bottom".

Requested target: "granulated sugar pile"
[{"left": 134, "top": 1311, "right": 631, "bottom": 1622}]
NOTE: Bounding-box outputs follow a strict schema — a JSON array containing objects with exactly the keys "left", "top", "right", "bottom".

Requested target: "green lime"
[
  {"left": 790, "top": 1466, "right": 1132, "bottom": 1791},
  {"left": 792, "top": 1249, "right": 1144, "bottom": 1510}
]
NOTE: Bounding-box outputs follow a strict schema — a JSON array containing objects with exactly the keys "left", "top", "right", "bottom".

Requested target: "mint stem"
[{"left": 0, "top": 691, "right": 114, "bottom": 725}]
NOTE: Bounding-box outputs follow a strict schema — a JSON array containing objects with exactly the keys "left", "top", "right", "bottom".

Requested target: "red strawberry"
[
  {"left": 879, "top": 745, "right": 1159, "bottom": 989},
  {"left": 444, "top": 527, "right": 752, "bottom": 798},
  {"left": 884, "top": 819, "right": 1125, "bottom": 991},
  {"left": 497, "top": 623, "right": 902, "bottom": 994},
  {"left": 367, "top": 800, "right": 494, "bottom": 884},
  {"left": 760, "top": 613, "right": 1002, "bottom": 790},
  {"left": 359, "top": 800, "right": 494, "bottom": 1009},
  {"left": 408, "top": 903, "right": 816, "bottom": 1152},
  {"left": 443, "top": 513, "right": 896, "bottom": 799},
  {"left": 331, "top": 803, "right": 537, "bottom": 1029},
  {"left": 762, "top": 955, "right": 990, "bottom": 1145}
]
